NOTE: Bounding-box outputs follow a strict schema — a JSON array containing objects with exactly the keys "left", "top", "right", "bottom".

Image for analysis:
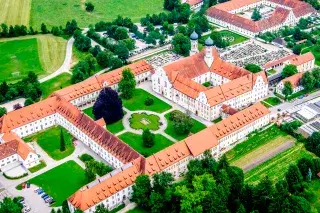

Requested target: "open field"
[
  {"left": 0, "top": 35, "right": 67, "bottom": 83},
  {"left": 219, "top": 30, "right": 249, "bottom": 45},
  {"left": 164, "top": 111, "right": 207, "bottom": 141},
  {"left": 118, "top": 132, "right": 173, "bottom": 157},
  {"left": 28, "top": 161, "right": 87, "bottom": 206},
  {"left": 24, "top": 126, "right": 75, "bottom": 160},
  {"left": 30, "top": 0, "right": 165, "bottom": 28},
  {"left": 244, "top": 143, "right": 314, "bottom": 184},
  {"left": 40, "top": 73, "right": 72, "bottom": 99},
  {"left": 0, "top": 0, "right": 31, "bottom": 26},
  {"left": 122, "top": 89, "right": 172, "bottom": 113}
]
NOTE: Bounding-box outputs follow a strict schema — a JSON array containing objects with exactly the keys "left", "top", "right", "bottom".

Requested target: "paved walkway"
[{"left": 120, "top": 109, "right": 177, "bottom": 142}]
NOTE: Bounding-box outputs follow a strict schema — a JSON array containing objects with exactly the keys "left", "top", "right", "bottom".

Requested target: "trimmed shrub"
[{"left": 144, "top": 97, "right": 154, "bottom": 106}]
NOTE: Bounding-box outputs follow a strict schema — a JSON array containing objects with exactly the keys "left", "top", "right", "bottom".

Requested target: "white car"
[{"left": 23, "top": 207, "right": 31, "bottom": 213}]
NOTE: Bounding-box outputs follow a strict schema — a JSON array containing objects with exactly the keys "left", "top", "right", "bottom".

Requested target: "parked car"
[
  {"left": 45, "top": 197, "right": 52, "bottom": 203},
  {"left": 41, "top": 194, "right": 48, "bottom": 198},
  {"left": 34, "top": 188, "right": 40, "bottom": 193},
  {"left": 43, "top": 195, "right": 50, "bottom": 200},
  {"left": 18, "top": 198, "right": 25, "bottom": 203},
  {"left": 48, "top": 199, "right": 55, "bottom": 205},
  {"left": 37, "top": 189, "right": 44, "bottom": 194},
  {"left": 23, "top": 207, "right": 31, "bottom": 213}
]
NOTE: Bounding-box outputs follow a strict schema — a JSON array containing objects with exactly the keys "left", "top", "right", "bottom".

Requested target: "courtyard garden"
[
  {"left": 164, "top": 110, "right": 207, "bottom": 141},
  {"left": 24, "top": 126, "right": 75, "bottom": 160},
  {"left": 261, "top": 96, "right": 281, "bottom": 108},
  {"left": 122, "top": 89, "right": 172, "bottom": 113},
  {"left": 27, "top": 160, "right": 88, "bottom": 206},
  {"left": 0, "top": 35, "right": 67, "bottom": 83},
  {"left": 129, "top": 113, "right": 160, "bottom": 131},
  {"left": 118, "top": 132, "right": 173, "bottom": 157}
]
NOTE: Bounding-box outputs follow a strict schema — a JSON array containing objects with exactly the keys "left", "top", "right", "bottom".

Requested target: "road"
[{"left": 270, "top": 90, "right": 320, "bottom": 117}]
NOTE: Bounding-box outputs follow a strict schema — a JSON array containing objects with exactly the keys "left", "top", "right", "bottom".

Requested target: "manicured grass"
[
  {"left": 0, "top": 0, "right": 31, "bottom": 26},
  {"left": 219, "top": 30, "right": 249, "bottom": 45},
  {"left": 262, "top": 97, "right": 281, "bottom": 108},
  {"left": 24, "top": 126, "right": 75, "bottom": 160},
  {"left": 0, "top": 35, "right": 67, "bottom": 83},
  {"left": 164, "top": 111, "right": 207, "bottom": 141},
  {"left": 226, "top": 125, "right": 287, "bottom": 164},
  {"left": 129, "top": 113, "right": 160, "bottom": 130},
  {"left": 30, "top": 0, "right": 165, "bottom": 28},
  {"left": 118, "top": 132, "right": 173, "bottom": 157},
  {"left": 28, "top": 160, "right": 88, "bottom": 206},
  {"left": 122, "top": 89, "right": 172, "bottom": 113},
  {"left": 40, "top": 73, "right": 72, "bottom": 99},
  {"left": 28, "top": 160, "right": 47, "bottom": 173},
  {"left": 83, "top": 107, "right": 95, "bottom": 119},
  {"left": 244, "top": 143, "right": 314, "bottom": 185},
  {"left": 212, "top": 117, "right": 222, "bottom": 123},
  {"left": 127, "top": 207, "right": 149, "bottom": 213},
  {"left": 83, "top": 107, "right": 126, "bottom": 134},
  {"left": 301, "top": 45, "right": 320, "bottom": 66}
]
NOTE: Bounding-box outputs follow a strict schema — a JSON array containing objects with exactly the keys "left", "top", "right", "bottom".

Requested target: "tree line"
[{"left": 132, "top": 149, "right": 318, "bottom": 213}]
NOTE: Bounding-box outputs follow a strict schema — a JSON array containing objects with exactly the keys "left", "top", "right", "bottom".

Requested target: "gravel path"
[{"left": 242, "top": 141, "right": 294, "bottom": 172}]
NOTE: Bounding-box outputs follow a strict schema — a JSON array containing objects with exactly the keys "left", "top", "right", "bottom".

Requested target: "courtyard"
[
  {"left": 24, "top": 126, "right": 75, "bottom": 160},
  {"left": 83, "top": 88, "right": 207, "bottom": 157}
]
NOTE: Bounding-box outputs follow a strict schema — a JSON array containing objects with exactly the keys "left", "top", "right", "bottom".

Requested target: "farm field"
[
  {"left": 0, "top": 0, "right": 31, "bottom": 26},
  {"left": 27, "top": 161, "right": 88, "bottom": 206},
  {"left": 0, "top": 35, "right": 67, "bottom": 83},
  {"left": 244, "top": 143, "right": 314, "bottom": 184},
  {"left": 30, "top": 0, "right": 165, "bottom": 28}
]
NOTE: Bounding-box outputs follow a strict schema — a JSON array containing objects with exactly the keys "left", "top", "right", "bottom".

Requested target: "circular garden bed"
[{"left": 129, "top": 113, "right": 160, "bottom": 131}]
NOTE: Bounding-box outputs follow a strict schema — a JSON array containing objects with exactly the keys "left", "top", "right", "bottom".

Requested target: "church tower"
[
  {"left": 189, "top": 31, "right": 199, "bottom": 56},
  {"left": 204, "top": 37, "right": 214, "bottom": 67}
]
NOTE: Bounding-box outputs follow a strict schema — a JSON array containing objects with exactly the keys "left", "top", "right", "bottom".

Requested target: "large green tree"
[
  {"left": 172, "top": 33, "right": 191, "bottom": 56},
  {"left": 301, "top": 71, "right": 316, "bottom": 91},
  {"left": 251, "top": 8, "right": 262, "bottom": 21},
  {"left": 285, "top": 164, "right": 304, "bottom": 194},
  {"left": 60, "top": 128, "right": 66, "bottom": 152},
  {"left": 0, "top": 197, "right": 22, "bottom": 213},
  {"left": 282, "top": 81, "right": 293, "bottom": 99},
  {"left": 118, "top": 69, "right": 136, "bottom": 99},
  {"left": 282, "top": 64, "right": 298, "bottom": 78},
  {"left": 245, "top": 64, "right": 262, "bottom": 73},
  {"left": 312, "top": 68, "right": 320, "bottom": 88},
  {"left": 132, "top": 175, "right": 152, "bottom": 209}
]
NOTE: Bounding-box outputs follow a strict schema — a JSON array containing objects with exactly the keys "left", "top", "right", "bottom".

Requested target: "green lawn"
[
  {"left": 118, "top": 132, "right": 173, "bottom": 157},
  {"left": 244, "top": 143, "right": 314, "bottom": 185},
  {"left": 28, "top": 160, "right": 47, "bottom": 173},
  {"left": 24, "top": 126, "right": 75, "bottom": 160},
  {"left": 226, "top": 125, "right": 287, "bottom": 164},
  {"left": 261, "top": 97, "right": 281, "bottom": 108},
  {"left": 83, "top": 107, "right": 95, "bottom": 119},
  {"left": 212, "top": 117, "right": 222, "bottom": 123},
  {"left": 127, "top": 207, "right": 149, "bottom": 213},
  {"left": 40, "top": 73, "right": 72, "bottom": 99},
  {"left": 129, "top": 113, "right": 160, "bottom": 130},
  {"left": 122, "top": 89, "right": 172, "bottom": 113},
  {"left": 30, "top": 0, "right": 165, "bottom": 28},
  {"left": 219, "top": 30, "right": 249, "bottom": 45},
  {"left": 164, "top": 111, "right": 207, "bottom": 141},
  {"left": 27, "top": 160, "right": 88, "bottom": 206},
  {"left": 301, "top": 45, "right": 320, "bottom": 66},
  {"left": 0, "top": 38, "right": 42, "bottom": 83},
  {"left": 83, "top": 107, "right": 126, "bottom": 134}
]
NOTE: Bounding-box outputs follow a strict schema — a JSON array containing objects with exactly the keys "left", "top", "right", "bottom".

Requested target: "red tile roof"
[
  {"left": 281, "top": 72, "right": 303, "bottom": 88},
  {"left": 0, "top": 137, "right": 35, "bottom": 160}
]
